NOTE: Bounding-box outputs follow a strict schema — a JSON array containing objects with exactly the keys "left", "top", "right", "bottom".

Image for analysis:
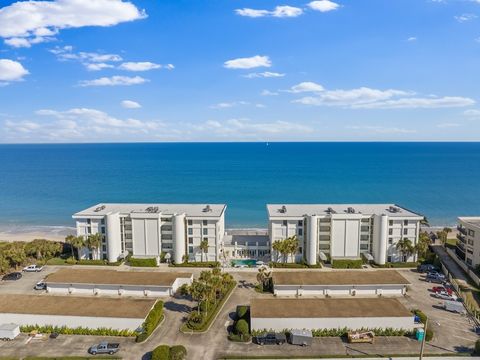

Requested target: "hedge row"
[
  {"left": 374, "top": 262, "right": 419, "bottom": 268},
  {"left": 251, "top": 327, "right": 413, "bottom": 337},
  {"left": 269, "top": 262, "right": 322, "bottom": 269},
  {"left": 170, "top": 261, "right": 220, "bottom": 268},
  {"left": 20, "top": 325, "right": 135, "bottom": 337},
  {"left": 136, "top": 301, "right": 164, "bottom": 342},
  {"left": 151, "top": 345, "right": 187, "bottom": 360},
  {"left": 331, "top": 259, "right": 363, "bottom": 269},
  {"left": 129, "top": 257, "right": 158, "bottom": 267}
]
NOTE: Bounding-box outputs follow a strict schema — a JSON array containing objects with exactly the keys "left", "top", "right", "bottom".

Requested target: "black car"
[
  {"left": 417, "top": 264, "right": 438, "bottom": 273},
  {"left": 254, "top": 332, "right": 287, "bottom": 345},
  {"left": 2, "top": 272, "right": 22, "bottom": 281}
]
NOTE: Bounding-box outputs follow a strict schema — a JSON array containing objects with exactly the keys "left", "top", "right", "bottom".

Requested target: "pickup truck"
[
  {"left": 88, "top": 342, "right": 120, "bottom": 355},
  {"left": 22, "top": 265, "right": 44, "bottom": 272},
  {"left": 254, "top": 332, "right": 287, "bottom": 345}
]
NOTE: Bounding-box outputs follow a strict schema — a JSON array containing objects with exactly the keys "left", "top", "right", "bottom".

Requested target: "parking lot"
[
  {"left": 0, "top": 266, "right": 56, "bottom": 295},
  {"left": 0, "top": 267, "right": 478, "bottom": 359}
]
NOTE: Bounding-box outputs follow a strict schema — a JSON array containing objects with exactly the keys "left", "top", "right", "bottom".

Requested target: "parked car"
[
  {"left": 425, "top": 272, "right": 446, "bottom": 283},
  {"left": 49, "top": 332, "right": 59, "bottom": 339},
  {"left": 434, "top": 291, "right": 457, "bottom": 301},
  {"left": 432, "top": 286, "right": 452, "bottom": 295},
  {"left": 444, "top": 300, "right": 466, "bottom": 314},
  {"left": 22, "top": 265, "right": 44, "bottom": 272},
  {"left": 88, "top": 342, "right": 120, "bottom": 355},
  {"left": 418, "top": 264, "right": 438, "bottom": 273},
  {"left": 34, "top": 281, "right": 46, "bottom": 290},
  {"left": 288, "top": 329, "right": 313, "bottom": 346},
  {"left": 2, "top": 272, "right": 22, "bottom": 281},
  {"left": 254, "top": 332, "right": 287, "bottom": 345}
]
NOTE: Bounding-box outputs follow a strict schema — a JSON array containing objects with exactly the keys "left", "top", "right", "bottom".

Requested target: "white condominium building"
[
  {"left": 457, "top": 217, "right": 480, "bottom": 268},
  {"left": 267, "top": 204, "right": 424, "bottom": 265},
  {"left": 73, "top": 203, "right": 226, "bottom": 263}
]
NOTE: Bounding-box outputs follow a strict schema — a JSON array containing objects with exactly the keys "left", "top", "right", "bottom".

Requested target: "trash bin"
[{"left": 416, "top": 328, "right": 425, "bottom": 341}]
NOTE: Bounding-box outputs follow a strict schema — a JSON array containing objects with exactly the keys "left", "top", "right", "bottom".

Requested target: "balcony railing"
[
  {"left": 457, "top": 233, "right": 466, "bottom": 243},
  {"left": 457, "top": 225, "right": 467, "bottom": 235}
]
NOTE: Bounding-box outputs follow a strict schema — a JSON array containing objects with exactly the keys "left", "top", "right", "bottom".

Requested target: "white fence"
[{"left": 445, "top": 248, "right": 480, "bottom": 286}]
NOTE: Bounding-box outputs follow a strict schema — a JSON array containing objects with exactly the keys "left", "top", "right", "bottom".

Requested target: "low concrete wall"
[
  {"left": 274, "top": 284, "right": 406, "bottom": 297},
  {"left": 445, "top": 248, "right": 480, "bottom": 286},
  {"left": 47, "top": 283, "right": 171, "bottom": 297},
  {"left": 251, "top": 316, "right": 415, "bottom": 332},
  {"left": 0, "top": 313, "right": 143, "bottom": 331}
]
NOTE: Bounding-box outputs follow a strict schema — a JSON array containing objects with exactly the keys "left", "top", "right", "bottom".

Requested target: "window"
[
  {"left": 162, "top": 243, "right": 173, "bottom": 249},
  {"left": 389, "top": 220, "right": 393, "bottom": 226},
  {"left": 87, "top": 219, "right": 91, "bottom": 225},
  {"left": 467, "top": 258, "right": 473, "bottom": 265},
  {"left": 388, "top": 238, "right": 393, "bottom": 244},
  {"left": 298, "top": 247, "right": 302, "bottom": 253},
  {"left": 403, "top": 228, "right": 408, "bottom": 235},
  {"left": 298, "top": 220, "right": 303, "bottom": 226},
  {"left": 298, "top": 228, "right": 303, "bottom": 236},
  {"left": 188, "top": 220, "right": 193, "bottom": 226},
  {"left": 203, "top": 220, "right": 208, "bottom": 226},
  {"left": 469, "top": 230, "right": 475, "bottom": 237},
  {"left": 283, "top": 220, "right": 287, "bottom": 226},
  {"left": 203, "top": 228, "right": 208, "bottom": 235},
  {"left": 101, "top": 219, "right": 105, "bottom": 225},
  {"left": 188, "top": 246, "right": 194, "bottom": 254},
  {"left": 404, "top": 220, "right": 408, "bottom": 226},
  {"left": 188, "top": 228, "right": 193, "bottom": 235},
  {"left": 387, "top": 256, "right": 392, "bottom": 262},
  {"left": 188, "top": 237, "right": 193, "bottom": 244},
  {"left": 102, "top": 245, "right": 106, "bottom": 252},
  {"left": 389, "top": 229, "right": 393, "bottom": 235},
  {"left": 101, "top": 227, "right": 105, "bottom": 234}
]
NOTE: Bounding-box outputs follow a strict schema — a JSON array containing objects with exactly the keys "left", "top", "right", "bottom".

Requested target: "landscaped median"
[
  {"left": 180, "top": 268, "right": 236, "bottom": 333},
  {"left": 170, "top": 261, "right": 220, "bottom": 268}
]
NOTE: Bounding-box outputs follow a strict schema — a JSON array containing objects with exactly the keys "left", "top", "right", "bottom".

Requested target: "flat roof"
[
  {"left": 459, "top": 217, "right": 480, "bottom": 229},
  {"left": 251, "top": 298, "right": 412, "bottom": 318},
  {"left": 0, "top": 294, "right": 156, "bottom": 319},
  {"left": 273, "top": 270, "right": 410, "bottom": 286},
  {"left": 73, "top": 203, "right": 226, "bottom": 218},
  {"left": 46, "top": 269, "right": 192, "bottom": 287},
  {"left": 267, "top": 204, "right": 423, "bottom": 218}
]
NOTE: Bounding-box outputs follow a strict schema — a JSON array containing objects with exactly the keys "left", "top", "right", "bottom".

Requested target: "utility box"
[
  {"left": 416, "top": 328, "right": 425, "bottom": 342},
  {"left": 0, "top": 323, "right": 20, "bottom": 341}
]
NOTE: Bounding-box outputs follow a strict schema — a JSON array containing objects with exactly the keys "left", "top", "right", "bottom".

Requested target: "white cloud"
[
  {"left": 407, "top": 37, "right": 417, "bottom": 42},
  {"left": 119, "top": 62, "right": 162, "bottom": 71},
  {"left": 85, "top": 63, "right": 115, "bottom": 71},
  {"left": 454, "top": 13, "right": 477, "bottom": 23},
  {"left": 243, "top": 71, "right": 285, "bottom": 79},
  {"left": 346, "top": 125, "right": 416, "bottom": 134},
  {"left": 0, "top": 59, "right": 29, "bottom": 84},
  {"left": 437, "top": 123, "right": 460, "bottom": 128},
  {"left": 79, "top": 75, "right": 148, "bottom": 87},
  {"left": 194, "top": 118, "right": 312, "bottom": 138},
  {"left": 463, "top": 109, "right": 480, "bottom": 118},
  {"left": 289, "top": 81, "right": 325, "bottom": 93},
  {"left": 290, "top": 82, "right": 475, "bottom": 109},
  {"left": 261, "top": 89, "right": 279, "bottom": 96},
  {"left": 121, "top": 100, "right": 141, "bottom": 109},
  {"left": 210, "top": 101, "right": 249, "bottom": 109},
  {"left": 0, "top": 0, "right": 146, "bottom": 47},
  {"left": 235, "top": 6, "right": 302, "bottom": 18},
  {"left": 307, "top": 1, "right": 340, "bottom": 12},
  {"left": 224, "top": 55, "right": 271, "bottom": 69}
]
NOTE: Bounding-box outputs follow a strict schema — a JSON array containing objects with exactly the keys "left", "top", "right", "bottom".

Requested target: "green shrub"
[
  {"left": 65, "top": 257, "right": 77, "bottom": 265},
  {"left": 475, "top": 339, "right": 480, "bottom": 355},
  {"left": 236, "top": 305, "right": 249, "bottom": 320},
  {"left": 268, "top": 262, "right": 322, "bottom": 268},
  {"left": 331, "top": 259, "right": 363, "bottom": 269},
  {"left": 169, "top": 345, "right": 187, "bottom": 360},
  {"left": 374, "top": 262, "right": 418, "bottom": 268},
  {"left": 151, "top": 345, "right": 170, "bottom": 360},
  {"left": 412, "top": 309, "right": 427, "bottom": 324},
  {"left": 20, "top": 325, "right": 134, "bottom": 337},
  {"left": 170, "top": 261, "right": 220, "bottom": 268},
  {"left": 129, "top": 257, "right": 157, "bottom": 267},
  {"left": 136, "top": 300, "right": 164, "bottom": 342},
  {"left": 235, "top": 319, "right": 249, "bottom": 336},
  {"left": 425, "top": 328, "right": 433, "bottom": 341}
]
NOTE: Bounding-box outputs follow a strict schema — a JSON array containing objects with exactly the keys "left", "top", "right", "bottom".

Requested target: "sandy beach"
[{"left": 0, "top": 226, "right": 75, "bottom": 242}]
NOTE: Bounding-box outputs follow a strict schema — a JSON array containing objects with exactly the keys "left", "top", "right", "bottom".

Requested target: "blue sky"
[{"left": 0, "top": 0, "right": 479, "bottom": 142}]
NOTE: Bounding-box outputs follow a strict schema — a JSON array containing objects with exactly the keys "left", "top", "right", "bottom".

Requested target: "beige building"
[{"left": 457, "top": 217, "right": 480, "bottom": 268}]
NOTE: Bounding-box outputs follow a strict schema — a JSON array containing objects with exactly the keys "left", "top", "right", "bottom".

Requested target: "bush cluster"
[
  {"left": 268, "top": 262, "right": 322, "bottom": 269},
  {"left": 170, "top": 261, "right": 220, "bottom": 268},
  {"left": 151, "top": 345, "right": 187, "bottom": 360},
  {"left": 129, "top": 257, "right": 158, "bottom": 267},
  {"left": 136, "top": 301, "right": 164, "bottom": 342},
  {"left": 374, "top": 262, "right": 418, "bottom": 268},
  {"left": 20, "top": 325, "right": 135, "bottom": 337},
  {"left": 331, "top": 259, "right": 363, "bottom": 269},
  {"left": 251, "top": 327, "right": 412, "bottom": 337},
  {"left": 228, "top": 305, "right": 251, "bottom": 342}
]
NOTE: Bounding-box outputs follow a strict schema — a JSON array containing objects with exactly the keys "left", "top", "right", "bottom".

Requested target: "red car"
[{"left": 432, "top": 286, "right": 452, "bottom": 295}]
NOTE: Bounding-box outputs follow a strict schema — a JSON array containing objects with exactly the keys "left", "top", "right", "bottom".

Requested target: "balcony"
[
  {"left": 457, "top": 233, "right": 466, "bottom": 244},
  {"left": 457, "top": 225, "right": 467, "bottom": 235}
]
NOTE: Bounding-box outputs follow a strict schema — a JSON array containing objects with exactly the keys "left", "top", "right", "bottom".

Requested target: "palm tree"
[
  {"left": 272, "top": 240, "right": 283, "bottom": 262},
  {"left": 396, "top": 238, "right": 414, "bottom": 262},
  {"left": 199, "top": 239, "right": 209, "bottom": 262},
  {"left": 65, "top": 235, "right": 86, "bottom": 260},
  {"left": 86, "top": 233, "right": 102, "bottom": 260},
  {"left": 286, "top": 236, "right": 299, "bottom": 263},
  {"left": 256, "top": 265, "right": 272, "bottom": 292},
  {"left": 4, "top": 242, "right": 26, "bottom": 269},
  {"left": 189, "top": 280, "right": 206, "bottom": 315},
  {"left": 415, "top": 231, "right": 432, "bottom": 260}
]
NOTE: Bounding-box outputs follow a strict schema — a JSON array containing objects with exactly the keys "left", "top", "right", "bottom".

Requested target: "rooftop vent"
[
  {"left": 203, "top": 205, "right": 212, "bottom": 212},
  {"left": 347, "top": 207, "right": 356, "bottom": 214},
  {"left": 326, "top": 207, "right": 336, "bottom": 214},
  {"left": 146, "top": 206, "right": 159, "bottom": 213},
  {"left": 388, "top": 206, "right": 400, "bottom": 213},
  {"left": 279, "top": 205, "right": 287, "bottom": 214},
  {"left": 94, "top": 205, "right": 106, "bottom": 212}
]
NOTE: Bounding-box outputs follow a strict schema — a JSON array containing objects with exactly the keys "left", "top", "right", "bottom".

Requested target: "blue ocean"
[{"left": 0, "top": 142, "right": 479, "bottom": 229}]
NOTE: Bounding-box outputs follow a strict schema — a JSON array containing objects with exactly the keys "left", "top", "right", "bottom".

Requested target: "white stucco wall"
[
  {"left": 47, "top": 283, "right": 171, "bottom": 297},
  {"left": 0, "top": 313, "right": 143, "bottom": 331},
  {"left": 274, "top": 284, "right": 406, "bottom": 297},
  {"left": 251, "top": 316, "right": 415, "bottom": 332}
]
